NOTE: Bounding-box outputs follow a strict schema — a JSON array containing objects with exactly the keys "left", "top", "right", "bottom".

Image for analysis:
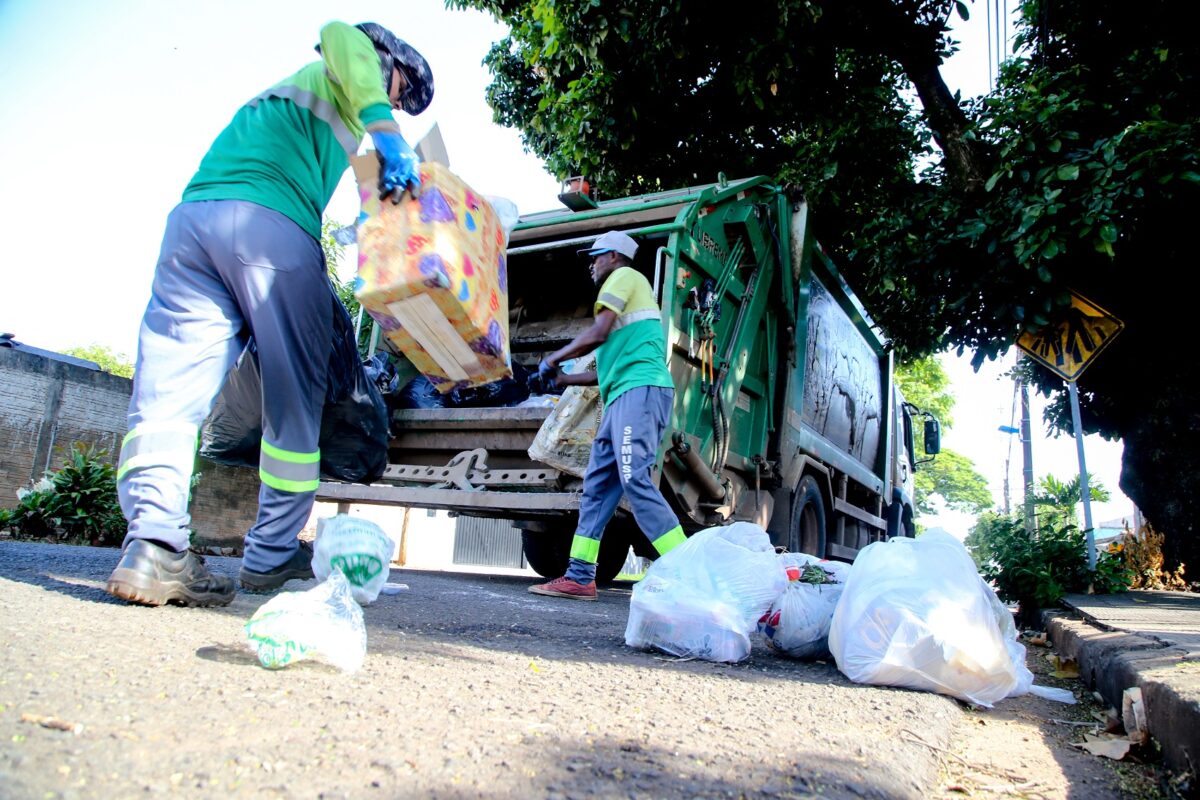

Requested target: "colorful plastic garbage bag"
[{"left": 352, "top": 157, "right": 512, "bottom": 392}]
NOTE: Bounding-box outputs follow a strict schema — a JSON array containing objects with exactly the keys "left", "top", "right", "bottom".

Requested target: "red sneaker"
[{"left": 528, "top": 576, "right": 597, "bottom": 600}]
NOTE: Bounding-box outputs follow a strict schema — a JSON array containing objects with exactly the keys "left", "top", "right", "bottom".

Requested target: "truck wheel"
[
  {"left": 520, "top": 526, "right": 629, "bottom": 585},
  {"left": 790, "top": 475, "right": 827, "bottom": 558}
]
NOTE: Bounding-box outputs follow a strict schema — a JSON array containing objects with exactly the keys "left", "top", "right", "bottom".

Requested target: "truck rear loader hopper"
[{"left": 317, "top": 174, "right": 940, "bottom": 582}]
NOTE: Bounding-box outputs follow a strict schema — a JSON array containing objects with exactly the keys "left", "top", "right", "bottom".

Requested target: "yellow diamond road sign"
[{"left": 1017, "top": 291, "right": 1124, "bottom": 382}]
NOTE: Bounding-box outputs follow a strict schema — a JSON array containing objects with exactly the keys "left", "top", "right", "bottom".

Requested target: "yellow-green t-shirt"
[{"left": 594, "top": 267, "right": 675, "bottom": 406}]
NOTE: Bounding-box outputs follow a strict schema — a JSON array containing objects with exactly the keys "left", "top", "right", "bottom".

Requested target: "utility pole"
[
  {"left": 1002, "top": 376, "right": 1020, "bottom": 516},
  {"left": 1069, "top": 381, "right": 1097, "bottom": 569},
  {"left": 1018, "top": 357, "right": 1035, "bottom": 535}
]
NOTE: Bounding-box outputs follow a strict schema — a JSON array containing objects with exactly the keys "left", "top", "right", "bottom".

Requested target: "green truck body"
[{"left": 318, "top": 175, "right": 939, "bottom": 581}]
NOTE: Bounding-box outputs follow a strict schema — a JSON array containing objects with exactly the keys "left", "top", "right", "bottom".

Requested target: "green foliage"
[
  {"left": 895, "top": 356, "right": 954, "bottom": 430},
  {"left": 457, "top": 0, "right": 1200, "bottom": 568},
  {"left": 321, "top": 217, "right": 373, "bottom": 359},
  {"left": 963, "top": 511, "right": 1006, "bottom": 571},
  {"left": 1032, "top": 472, "right": 1111, "bottom": 528},
  {"left": 896, "top": 356, "right": 991, "bottom": 516},
  {"left": 1093, "top": 548, "right": 1135, "bottom": 596},
  {"left": 916, "top": 449, "right": 994, "bottom": 515},
  {"left": 971, "top": 511, "right": 1132, "bottom": 626},
  {"left": 320, "top": 217, "right": 346, "bottom": 280},
  {"left": 452, "top": 0, "right": 932, "bottom": 233},
  {"left": 62, "top": 344, "right": 134, "bottom": 378},
  {"left": 977, "top": 514, "right": 1089, "bottom": 624},
  {"left": 0, "top": 443, "right": 125, "bottom": 547}
]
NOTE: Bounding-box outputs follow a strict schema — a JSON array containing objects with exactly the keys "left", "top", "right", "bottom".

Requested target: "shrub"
[
  {"left": 977, "top": 514, "right": 1133, "bottom": 627},
  {"left": 0, "top": 443, "right": 126, "bottom": 547},
  {"left": 1115, "top": 523, "right": 1187, "bottom": 591}
]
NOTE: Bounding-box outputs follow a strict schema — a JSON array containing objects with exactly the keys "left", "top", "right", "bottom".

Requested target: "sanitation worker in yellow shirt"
[
  {"left": 528, "top": 231, "right": 685, "bottom": 600},
  {"left": 105, "top": 22, "right": 433, "bottom": 607}
]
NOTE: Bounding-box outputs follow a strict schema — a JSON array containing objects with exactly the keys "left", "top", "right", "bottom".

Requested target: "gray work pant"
[
  {"left": 117, "top": 200, "right": 330, "bottom": 571},
  {"left": 565, "top": 386, "right": 683, "bottom": 583}
]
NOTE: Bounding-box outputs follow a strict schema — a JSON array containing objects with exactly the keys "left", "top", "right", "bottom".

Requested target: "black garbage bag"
[
  {"left": 198, "top": 340, "right": 262, "bottom": 468},
  {"left": 319, "top": 296, "right": 390, "bottom": 483},
  {"left": 450, "top": 361, "right": 532, "bottom": 407},
  {"left": 394, "top": 361, "right": 533, "bottom": 410},
  {"left": 394, "top": 373, "right": 450, "bottom": 409},
  {"left": 363, "top": 352, "right": 400, "bottom": 395},
  {"left": 199, "top": 289, "right": 389, "bottom": 484}
]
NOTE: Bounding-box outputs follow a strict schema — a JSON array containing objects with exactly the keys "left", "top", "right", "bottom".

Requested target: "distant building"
[{"left": 1093, "top": 513, "right": 1139, "bottom": 553}]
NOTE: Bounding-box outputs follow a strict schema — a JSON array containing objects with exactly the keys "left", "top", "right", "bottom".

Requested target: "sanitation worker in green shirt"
[
  {"left": 528, "top": 230, "right": 685, "bottom": 600},
  {"left": 105, "top": 22, "right": 433, "bottom": 607}
]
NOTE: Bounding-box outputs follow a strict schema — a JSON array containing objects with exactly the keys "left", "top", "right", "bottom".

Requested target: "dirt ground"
[{"left": 932, "top": 637, "right": 1175, "bottom": 799}]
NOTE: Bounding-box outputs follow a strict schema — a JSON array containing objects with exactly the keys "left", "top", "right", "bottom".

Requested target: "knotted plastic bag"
[
  {"left": 527, "top": 358, "right": 600, "bottom": 478},
  {"left": 827, "top": 531, "right": 1074, "bottom": 707},
  {"left": 758, "top": 553, "right": 849, "bottom": 660},
  {"left": 624, "top": 522, "right": 788, "bottom": 662},
  {"left": 243, "top": 570, "right": 366, "bottom": 673},
  {"left": 313, "top": 515, "right": 394, "bottom": 605}
]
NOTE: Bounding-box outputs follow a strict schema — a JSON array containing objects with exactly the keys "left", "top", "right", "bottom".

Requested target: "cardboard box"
[{"left": 352, "top": 156, "right": 511, "bottom": 392}]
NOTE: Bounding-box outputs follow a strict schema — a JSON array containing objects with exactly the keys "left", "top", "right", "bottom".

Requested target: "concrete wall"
[{"left": 0, "top": 347, "right": 259, "bottom": 550}]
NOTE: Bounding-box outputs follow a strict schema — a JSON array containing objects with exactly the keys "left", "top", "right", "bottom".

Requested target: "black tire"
[
  {"left": 520, "top": 524, "right": 629, "bottom": 585},
  {"left": 521, "top": 527, "right": 569, "bottom": 579},
  {"left": 789, "top": 475, "right": 827, "bottom": 557}
]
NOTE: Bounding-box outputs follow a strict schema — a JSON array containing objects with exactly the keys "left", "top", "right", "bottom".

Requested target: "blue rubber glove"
[
  {"left": 526, "top": 372, "right": 550, "bottom": 395},
  {"left": 370, "top": 129, "right": 421, "bottom": 204},
  {"left": 537, "top": 358, "right": 558, "bottom": 386}
]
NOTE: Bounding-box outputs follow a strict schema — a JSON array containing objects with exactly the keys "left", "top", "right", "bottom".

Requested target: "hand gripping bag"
[{"left": 527, "top": 358, "right": 600, "bottom": 477}]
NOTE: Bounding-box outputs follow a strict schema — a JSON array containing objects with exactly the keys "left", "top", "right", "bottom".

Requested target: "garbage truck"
[{"left": 316, "top": 173, "right": 941, "bottom": 582}]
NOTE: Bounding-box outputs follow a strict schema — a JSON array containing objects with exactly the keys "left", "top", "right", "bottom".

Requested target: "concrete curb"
[{"left": 1044, "top": 609, "right": 1200, "bottom": 782}]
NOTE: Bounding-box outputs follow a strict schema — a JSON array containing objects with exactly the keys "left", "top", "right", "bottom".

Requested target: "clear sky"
[{"left": 0, "top": 0, "right": 1134, "bottom": 534}]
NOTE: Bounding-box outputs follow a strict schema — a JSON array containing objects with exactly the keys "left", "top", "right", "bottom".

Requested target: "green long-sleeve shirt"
[{"left": 182, "top": 21, "right": 392, "bottom": 239}]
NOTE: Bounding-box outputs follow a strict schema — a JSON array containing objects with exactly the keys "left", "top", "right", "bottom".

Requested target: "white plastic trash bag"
[
  {"left": 625, "top": 522, "right": 788, "bottom": 663},
  {"left": 243, "top": 570, "right": 367, "bottom": 673},
  {"left": 758, "top": 553, "right": 848, "bottom": 660},
  {"left": 313, "top": 515, "right": 394, "bottom": 605},
  {"left": 827, "top": 531, "right": 1074, "bottom": 707}
]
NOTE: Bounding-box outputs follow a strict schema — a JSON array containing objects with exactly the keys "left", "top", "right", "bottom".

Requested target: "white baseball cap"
[{"left": 578, "top": 230, "right": 638, "bottom": 260}]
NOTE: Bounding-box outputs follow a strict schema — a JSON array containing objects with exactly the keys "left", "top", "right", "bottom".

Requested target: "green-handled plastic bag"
[{"left": 244, "top": 570, "right": 366, "bottom": 672}]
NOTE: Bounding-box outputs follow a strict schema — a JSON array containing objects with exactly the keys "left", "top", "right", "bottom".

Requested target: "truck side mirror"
[{"left": 924, "top": 418, "right": 941, "bottom": 455}]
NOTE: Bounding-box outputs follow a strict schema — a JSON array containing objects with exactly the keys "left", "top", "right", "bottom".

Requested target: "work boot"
[
  {"left": 105, "top": 539, "right": 236, "bottom": 607},
  {"left": 528, "top": 575, "right": 597, "bottom": 601},
  {"left": 239, "top": 540, "right": 314, "bottom": 593}
]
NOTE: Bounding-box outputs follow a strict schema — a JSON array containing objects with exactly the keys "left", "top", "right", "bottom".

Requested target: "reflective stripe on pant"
[
  {"left": 117, "top": 200, "right": 330, "bottom": 570},
  {"left": 565, "top": 386, "right": 682, "bottom": 583}
]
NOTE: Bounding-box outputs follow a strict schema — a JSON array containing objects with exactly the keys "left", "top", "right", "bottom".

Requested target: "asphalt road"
[{"left": 1, "top": 540, "right": 967, "bottom": 799}]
